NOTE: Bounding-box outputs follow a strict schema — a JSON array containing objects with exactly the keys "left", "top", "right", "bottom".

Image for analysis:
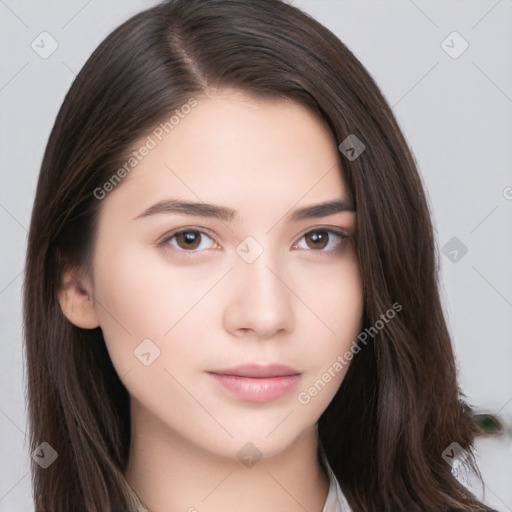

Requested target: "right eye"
[{"left": 158, "top": 228, "right": 218, "bottom": 254}]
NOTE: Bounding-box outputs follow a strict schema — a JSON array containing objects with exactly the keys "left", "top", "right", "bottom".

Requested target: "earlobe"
[{"left": 57, "top": 270, "right": 100, "bottom": 329}]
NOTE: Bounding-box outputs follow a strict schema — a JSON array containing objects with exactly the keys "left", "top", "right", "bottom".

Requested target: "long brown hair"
[{"left": 23, "top": 0, "right": 491, "bottom": 510}]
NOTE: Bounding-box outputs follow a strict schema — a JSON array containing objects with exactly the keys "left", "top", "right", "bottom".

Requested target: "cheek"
[
  {"left": 292, "top": 256, "right": 363, "bottom": 403},
  {"left": 296, "top": 253, "right": 363, "bottom": 344},
  {"left": 327, "top": 261, "right": 364, "bottom": 363},
  {"left": 94, "top": 241, "right": 222, "bottom": 375},
  {"left": 93, "top": 234, "right": 218, "bottom": 329}
]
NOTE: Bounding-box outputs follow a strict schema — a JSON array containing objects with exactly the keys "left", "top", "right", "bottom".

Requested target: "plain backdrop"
[{"left": 1, "top": 1, "right": 511, "bottom": 510}]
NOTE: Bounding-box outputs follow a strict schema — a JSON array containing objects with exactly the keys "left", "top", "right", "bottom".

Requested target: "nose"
[{"left": 222, "top": 249, "right": 295, "bottom": 340}]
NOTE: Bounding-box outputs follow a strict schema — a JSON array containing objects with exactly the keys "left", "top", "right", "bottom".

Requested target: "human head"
[{"left": 24, "top": 1, "right": 485, "bottom": 510}]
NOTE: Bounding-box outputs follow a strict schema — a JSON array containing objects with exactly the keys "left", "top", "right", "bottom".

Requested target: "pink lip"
[{"left": 208, "top": 364, "right": 301, "bottom": 402}]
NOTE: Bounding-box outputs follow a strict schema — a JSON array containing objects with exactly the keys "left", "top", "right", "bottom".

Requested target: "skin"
[{"left": 58, "top": 89, "right": 364, "bottom": 512}]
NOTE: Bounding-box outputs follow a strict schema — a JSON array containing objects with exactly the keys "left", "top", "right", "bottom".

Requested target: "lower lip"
[{"left": 208, "top": 373, "right": 301, "bottom": 402}]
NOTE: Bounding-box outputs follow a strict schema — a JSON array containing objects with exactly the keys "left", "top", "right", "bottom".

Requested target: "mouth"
[{"left": 207, "top": 364, "right": 302, "bottom": 402}]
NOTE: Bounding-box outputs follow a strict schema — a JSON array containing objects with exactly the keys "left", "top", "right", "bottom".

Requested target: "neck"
[{"left": 124, "top": 400, "right": 330, "bottom": 512}]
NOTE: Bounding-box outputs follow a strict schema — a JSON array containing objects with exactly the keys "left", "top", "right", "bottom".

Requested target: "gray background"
[{"left": 1, "top": 0, "right": 511, "bottom": 510}]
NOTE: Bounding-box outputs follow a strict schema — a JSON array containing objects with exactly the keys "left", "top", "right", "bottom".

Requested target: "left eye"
[
  {"left": 158, "top": 228, "right": 347, "bottom": 254},
  {"left": 294, "top": 229, "right": 347, "bottom": 251}
]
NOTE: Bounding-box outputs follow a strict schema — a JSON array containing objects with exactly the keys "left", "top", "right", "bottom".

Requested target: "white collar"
[{"left": 321, "top": 449, "right": 352, "bottom": 512}]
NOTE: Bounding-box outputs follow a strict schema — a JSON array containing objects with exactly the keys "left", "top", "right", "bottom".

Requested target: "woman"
[{"left": 23, "top": 0, "right": 493, "bottom": 510}]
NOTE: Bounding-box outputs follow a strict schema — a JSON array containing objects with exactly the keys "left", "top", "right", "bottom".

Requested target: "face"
[{"left": 88, "top": 89, "right": 363, "bottom": 460}]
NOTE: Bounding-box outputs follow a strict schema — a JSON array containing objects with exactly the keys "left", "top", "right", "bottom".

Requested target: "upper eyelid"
[{"left": 156, "top": 225, "right": 217, "bottom": 245}]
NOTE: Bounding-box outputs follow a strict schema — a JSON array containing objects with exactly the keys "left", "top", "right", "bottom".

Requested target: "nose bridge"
[
  {"left": 240, "top": 248, "right": 281, "bottom": 300},
  {"left": 223, "top": 236, "right": 295, "bottom": 337}
]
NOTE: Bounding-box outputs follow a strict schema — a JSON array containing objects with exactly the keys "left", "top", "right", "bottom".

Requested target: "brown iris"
[
  {"left": 175, "top": 231, "right": 202, "bottom": 250},
  {"left": 304, "top": 230, "right": 330, "bottom": 250}
]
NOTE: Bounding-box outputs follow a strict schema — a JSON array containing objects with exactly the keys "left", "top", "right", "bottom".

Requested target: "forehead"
[{"left": 98, "top": 90, "right": 349, "bottom": 217}]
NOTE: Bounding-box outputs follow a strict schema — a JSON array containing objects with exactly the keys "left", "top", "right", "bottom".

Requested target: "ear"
[{"left": 57, "top": 269, "right": 100, "bottom": 329}]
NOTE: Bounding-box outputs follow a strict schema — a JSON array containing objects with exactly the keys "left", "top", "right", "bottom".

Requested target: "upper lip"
[{"left": 209, "top": 364, "right": 301, "bottom": 378}]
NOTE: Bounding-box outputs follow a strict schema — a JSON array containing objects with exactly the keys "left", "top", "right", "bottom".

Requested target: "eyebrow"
[{"left": 133, "top": 197, "right": 354, "bottom": 223}]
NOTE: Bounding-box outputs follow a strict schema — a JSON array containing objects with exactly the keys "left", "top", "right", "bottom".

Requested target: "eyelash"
[{"left": 156, "top": 226, "right": 349, "bottom": 257}]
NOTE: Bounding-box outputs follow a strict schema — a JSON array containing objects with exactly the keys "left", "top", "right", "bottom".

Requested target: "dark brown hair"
[{"left": 23, "top": 0, "right": 491, "bottom": 510}]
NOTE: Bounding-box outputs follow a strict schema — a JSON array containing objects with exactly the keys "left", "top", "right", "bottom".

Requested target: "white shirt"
[{"left": 321, "top": 451, "right": 352, "bottom": 512}]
